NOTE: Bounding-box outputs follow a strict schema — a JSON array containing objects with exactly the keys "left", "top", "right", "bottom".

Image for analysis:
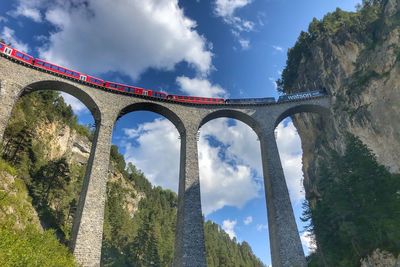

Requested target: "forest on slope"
[
  {"left": 0, "top": 90, "right": 266, "bottom": 266},
  {"left": 278, "top": 0, "right": 400, "bottom": 266}
]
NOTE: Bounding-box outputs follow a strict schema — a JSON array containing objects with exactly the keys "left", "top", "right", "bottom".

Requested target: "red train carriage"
[
  {"left": 34, "top": 58, "right": 80, "bottom": 80},
  {"left": 167, "top": 95, "right": 224, "bottom": 104},
  {"left": 0, "top": 42, "right": 33, "bottom": 64},
  {"left": 105, "top": 81, "right": 135, "bottom": 93},
  {"left": 80, "top": 75, "right": 104, "bottom": 87}
]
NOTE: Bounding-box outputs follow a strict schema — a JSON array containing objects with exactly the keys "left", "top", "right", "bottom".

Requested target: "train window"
[
  {"left": 66, "top": 70, "right": 72, "bottom": 75},
  {"left": 51, "top": 65, "right": 58, "bottom": 70},
  {"left": 73, "top": 73, "right": 79, "bottom": 77},
  {"left": 0, "top": 44, "right": 3, "bottom": 49},
  {"left": 16, "top": 52, "right": 24, "bottom": 58},
  {"left": 24, "top": 56, "right": 30, "bottom": 60},
  {"left": 44, "top": 63, "right": 51, "bottom": 67},
  {"left": 36, "top": 61, "right": 44, "bottom": 65},
  {"left": 59, "top": 68, "right": 65, "bottom": 73}
]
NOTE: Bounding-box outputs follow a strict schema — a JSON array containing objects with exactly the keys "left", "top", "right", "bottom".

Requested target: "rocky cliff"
[
  {"left": 278, "top": 0, "right": 400, "bottom": 265},
  {"left": 279, "top": 0, "right": 400, "bottom": 202}
]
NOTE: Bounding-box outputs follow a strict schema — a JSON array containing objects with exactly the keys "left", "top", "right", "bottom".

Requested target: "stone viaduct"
[{"left": 0, "top": 57, "right": 330, "bottom": 267}]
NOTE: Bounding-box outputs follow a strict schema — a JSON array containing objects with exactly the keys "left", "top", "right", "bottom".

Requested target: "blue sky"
[{"left": 0, "top": 0, "right": 361, "bottom": 265}]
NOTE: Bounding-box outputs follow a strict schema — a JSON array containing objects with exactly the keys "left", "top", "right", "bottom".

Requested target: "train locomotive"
[{"left": 0, "top": 42, "right": 326, "bottom": 105}]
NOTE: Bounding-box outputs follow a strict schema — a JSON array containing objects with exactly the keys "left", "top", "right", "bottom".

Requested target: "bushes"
[
  {"left": 0, "top": 159, "right": 16, "bottom": 176},
  {"left": 0, "top": 223, "right": 76, "bottom": 267}
]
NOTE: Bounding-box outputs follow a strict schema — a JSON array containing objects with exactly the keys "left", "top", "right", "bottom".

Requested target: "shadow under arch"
[
  {"left": 199, "top": 109, "right": 262, "bottom": 138},
  {"left": 117, "top": 102, "right": 186, "bottom": 136},
  {"left": 274, "top": 103, "right": 331, "bottom": 129},
  {"left": 20, "top": 80, "right": 101, "bottom": 123}
]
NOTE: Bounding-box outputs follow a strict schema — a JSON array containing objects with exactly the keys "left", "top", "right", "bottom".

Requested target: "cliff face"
[
  {"left": 34, "top": 120, "right": 91, "bottom": 165},
  {"left": 279, "top": 0, "right": 400, "bottom": 201}
]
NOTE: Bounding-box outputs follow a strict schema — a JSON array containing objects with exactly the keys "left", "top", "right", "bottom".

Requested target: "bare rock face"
[
  {"left": 34, "top": 120, "right": 91, "bottom": 165},
  {"left": 360, "top": 249, "right": 400, "bottom": 267},
  {"left": 281, "top": 3, "right": 400, "bottom": 202}
]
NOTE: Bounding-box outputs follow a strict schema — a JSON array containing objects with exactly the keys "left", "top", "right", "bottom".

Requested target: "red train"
[
  {"left": 0, "top": 42, "right": 327, "bottom": 105},
  {"left": 0, "top": 42, "right": 224, "bottom": 104}
]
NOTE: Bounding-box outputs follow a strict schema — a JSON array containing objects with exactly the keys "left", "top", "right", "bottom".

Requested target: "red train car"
[
  {"left": 34, "top": 58, "right": 80, "bottom": 80},
  {"left": 167, "top": 95, "right": 224, "bottom": 104},
  {"left": 80, "top": 75, "right": 104, "bottom": 87},
  {"left": 105, "top": 81, "right": 134, "bottom": 93},
  {"left": 0, "top": 42, "right": 34, "bottom": 64}
]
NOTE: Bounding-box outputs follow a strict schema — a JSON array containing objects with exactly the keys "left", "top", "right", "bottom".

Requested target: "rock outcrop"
[{"left": 280, "top": 0, "right": 400, "bottom": 202}]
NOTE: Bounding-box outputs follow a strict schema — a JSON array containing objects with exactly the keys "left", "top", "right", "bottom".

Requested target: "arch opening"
[
  {"left": 199, "top": 109, "right": 262, "bottom": 139},
  {"left": 101, "top": 108, "right": 182, "bottom": 266},
  {"left": 273, "top": 105, "right": 331, "bottom": 257},
  {"left": 198, "top": 116, "right": 270, "bottom": 266},
  {"left": 0, "top": 85, "right": 97, "bottom": 256},
  {"left": 19, "top": 80, "right": 101, "bottom": 124},
  {"left": 274, "top": 103, "right": 330, "bottom": 128}
]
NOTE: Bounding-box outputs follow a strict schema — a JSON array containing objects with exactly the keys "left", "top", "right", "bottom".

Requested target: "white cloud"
[
  {"left": 120, "top": 117, "right": 262, "bottom": 216},
  {"left": 300, "top": 231, "right": 317, "bottom": 255},
  {"left": 256, "top": 223, "right": 268, "bottom": 231},
  {"left": 10, "top": 0, "right": 212, "bottom": 79},
  {"left": 0, "top": 16, "right": 8, "bottom": 23},
  {"left": 222, "top": 219, "right": 237, "bottom": 239},
  {"left": 60, "top": 92, "right": 89, "bottom": 114},
  {"left": 200, "top": 118, "right": 262, "bottom": 175},
  {"left": 214, "top": 0, "right": 254, "bottom": 49},
  {"left": 176, "top": 76, "right": 227, "bottom": 98},
  {"left": 8, "top": 5, "right": 42, "bottom": 22},
  {"left": 272, "top": 45, "right": 284, "bottom": 52},
  {"left": 122, "top": 118, "right": 181, "bottom": 192},
  {"left": 238, "top": 38, "right": 250, "bottom": 50},
  {"left": 243, "top": 216, "right": 253, "bottom": 225},
  {"left": 215, "top": 0, "right": 251, "bottom": 18},
  {"left": 1, "top": 26, "right": 30, "bottom": 52},
  {"left": 275, "top": 120, "right": 305, "bottom": 204}
]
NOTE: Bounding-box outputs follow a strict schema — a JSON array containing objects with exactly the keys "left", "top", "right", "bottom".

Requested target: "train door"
[
  {"left": 79, "top": 75, "right": 87, "bottom": 82},
  {"left": 4, "top": 47, "right": 12, "bottom": 56},
  {"left": 143, "top": 90, "right": 148, "bottom": 96}
]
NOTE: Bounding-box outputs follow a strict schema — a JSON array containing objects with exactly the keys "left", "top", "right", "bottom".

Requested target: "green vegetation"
[
  {"left": 0, "top": 224, "right": 77, "bottom": 267},
  {"left": 302, "top": 135, "right": 400, "bottom": 266},
  {"left": 205, "top": 221, "right": 266, "bottom": 267},
  {"left": 0, "top": 167, "right": 76, "bottom": 266},
  {"left": 2, "top": 91, "right": 87, "bottom": 245}
]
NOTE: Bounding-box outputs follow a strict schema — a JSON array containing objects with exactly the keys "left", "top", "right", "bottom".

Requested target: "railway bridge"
[{"left": 0, "top": 57, "right": 331, "bottom": 267}]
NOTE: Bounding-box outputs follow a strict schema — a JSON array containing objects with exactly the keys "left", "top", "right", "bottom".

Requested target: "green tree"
[{"left": 303, "top": 135, "right": 400, "bottom": 266}]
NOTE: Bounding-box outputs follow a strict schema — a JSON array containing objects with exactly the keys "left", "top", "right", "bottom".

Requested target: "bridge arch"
[
  {"left": 117, "top": 102, "right": 186, "bottom": 136},
  {"left": 18, "top": 80, "right": 102, "bottom": 123},
  {"left": 199, "top": 109, "right": 262, "bottom": 138},
  {"left": 274, "top": 103, "right": 330, "bottom": 129}
]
